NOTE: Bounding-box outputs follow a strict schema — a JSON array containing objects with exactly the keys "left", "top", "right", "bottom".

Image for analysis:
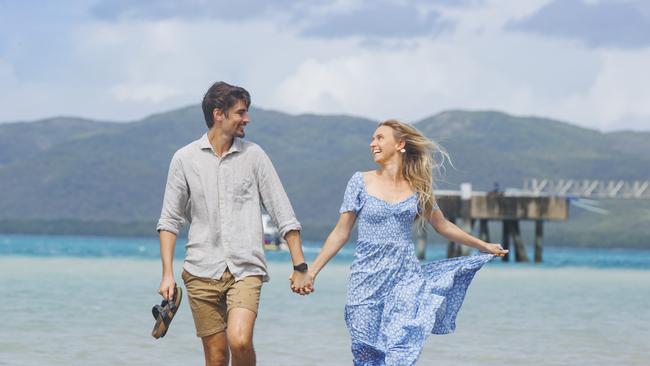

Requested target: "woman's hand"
[
  {"left": 482, "top": 243, "right": 509, "bottom": 257},
  {"left": 289, "top": 270, "right": 315, "bottom": 295}
]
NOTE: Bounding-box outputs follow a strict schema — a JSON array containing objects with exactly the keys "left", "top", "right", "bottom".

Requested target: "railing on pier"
[{"left": 523, "top": 178, "right": 650, "bottom": 199}]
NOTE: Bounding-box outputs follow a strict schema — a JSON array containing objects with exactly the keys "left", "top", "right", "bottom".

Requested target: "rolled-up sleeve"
[
  {"left": 156, "top": 153, "right": 189, "bottom": 235},
  {"left": 256, "top": 149, "right": 301, "bottom": 239}
]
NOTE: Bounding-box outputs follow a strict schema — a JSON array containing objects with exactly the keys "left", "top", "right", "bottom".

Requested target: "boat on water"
[{"left": 262, "top": 213, "right": 288, "bottom": 251}]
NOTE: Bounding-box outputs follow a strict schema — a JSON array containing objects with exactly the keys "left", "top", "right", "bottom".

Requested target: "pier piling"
[
  {"left": 535, "top": 220, "right": 544, "bottom": 263},
  {"left": 512, "top": 220, "right": 530, "bottom": 262},
  {"left": 479, "top": 219, "right": 490, "bottom": 243},
  {"left": 502, "top": 221, "right": 511, "bottom": 262}
]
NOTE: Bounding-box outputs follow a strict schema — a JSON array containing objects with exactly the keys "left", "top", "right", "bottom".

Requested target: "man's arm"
[
  {"left": 156, "top": 153, "right": 189, "bottom": 300},
  {"left": 159, "top": 230, "right": 178, "bottom": 300},
  {"left": 285, "top": 230, "right": 313, "bottom": 295},
  {"left": 256, "top": 149, "right": 312, "bottom": 294}
]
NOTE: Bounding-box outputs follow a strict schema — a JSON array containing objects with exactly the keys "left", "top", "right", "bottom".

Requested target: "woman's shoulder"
[
  {"left": 346, "top": 171, "right": 368, "bottom": 190},
  {"left": 357, "top": 170, "right": 375, "bottom": 180},
  {"left": 351, "top": 171, "right": 375, "bottom": 184}
]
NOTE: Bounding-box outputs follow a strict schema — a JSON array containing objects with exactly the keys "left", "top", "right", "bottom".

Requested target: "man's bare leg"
[
  {"left": 202, "top": 331, "right": 229, "bottom": 366},
  {"left": 227, "top": 308, "right": 257, "bottom": 366}
]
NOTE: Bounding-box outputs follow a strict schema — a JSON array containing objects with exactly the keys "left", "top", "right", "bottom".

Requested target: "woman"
[{"left": 304, "top": 120, "right": 507, "bottom": 366}]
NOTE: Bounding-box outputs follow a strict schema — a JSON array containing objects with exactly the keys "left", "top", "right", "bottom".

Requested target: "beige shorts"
[{"left": 182, "top": 268, "right": 263, "bottom": 337}]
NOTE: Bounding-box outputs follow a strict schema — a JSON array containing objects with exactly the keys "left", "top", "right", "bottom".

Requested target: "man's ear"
[{"left": 212, "top": 108, "right": 224, "bottom": 124}]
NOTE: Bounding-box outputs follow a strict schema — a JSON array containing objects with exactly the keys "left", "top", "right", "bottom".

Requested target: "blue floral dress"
[{"left": 340, "top": 172, "right": 493, "bottom": 366}]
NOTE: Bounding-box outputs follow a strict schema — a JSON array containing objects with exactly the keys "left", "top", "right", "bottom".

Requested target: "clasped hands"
[{"left": 289, "top": 270, "right": 316, "bottom": 296}]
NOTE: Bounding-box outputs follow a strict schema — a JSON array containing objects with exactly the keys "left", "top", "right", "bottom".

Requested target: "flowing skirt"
[{"left": 345, "top": 251, "right": 494, "bottom": 366}]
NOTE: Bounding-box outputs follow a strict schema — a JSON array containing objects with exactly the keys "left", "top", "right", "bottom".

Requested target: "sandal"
[{"left": 151, "top": 285, "right": 182, "bottom": 339}]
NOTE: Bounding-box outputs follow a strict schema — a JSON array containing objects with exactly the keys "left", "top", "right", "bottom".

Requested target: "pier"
[{"left": 417, "top": 184, "right": 569, "bottom": 263}]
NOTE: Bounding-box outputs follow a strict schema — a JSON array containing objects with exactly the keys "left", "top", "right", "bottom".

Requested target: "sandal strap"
[
  {"left": 168, "top": 298, "right": 178, "bottom": 311},
  {"left": 152, "top": 304, "right": 163, "bottom": 319},
  {"left": 159, "top": 306, "right": 172, "bottom": 326}
]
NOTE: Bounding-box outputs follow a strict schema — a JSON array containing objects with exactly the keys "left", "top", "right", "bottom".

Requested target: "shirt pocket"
[{"left": 231, "top": 176, "right": 255, "bottom": 203}]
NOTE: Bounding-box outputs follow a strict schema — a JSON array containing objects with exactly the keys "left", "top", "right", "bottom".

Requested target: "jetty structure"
[{"left": 418, "top": 183, "right": 569, "bottom": 263}]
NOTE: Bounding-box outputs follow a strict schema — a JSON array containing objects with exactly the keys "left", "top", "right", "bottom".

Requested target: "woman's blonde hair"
[{"left": 378, "top": 120, "right": 450, "bottom": 222}]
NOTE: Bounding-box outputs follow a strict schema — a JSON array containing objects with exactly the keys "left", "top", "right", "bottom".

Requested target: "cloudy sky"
[{"left": 1, "top": 0, "right": 649, "bottom": 131}]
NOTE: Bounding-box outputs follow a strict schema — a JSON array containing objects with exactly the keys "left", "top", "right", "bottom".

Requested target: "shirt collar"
[{"left": 199, "top": 133, "right": 242, "bottom": 156}]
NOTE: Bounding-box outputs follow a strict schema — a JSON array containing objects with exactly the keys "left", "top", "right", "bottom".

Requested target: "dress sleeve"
[{"left": 339, "top": 172, "right": 364, "bottom": 214}]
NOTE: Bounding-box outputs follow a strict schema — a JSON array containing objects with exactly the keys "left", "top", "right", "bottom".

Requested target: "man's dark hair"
[{"left": 202, "top": 81, "right": 251, "bottom": 129}]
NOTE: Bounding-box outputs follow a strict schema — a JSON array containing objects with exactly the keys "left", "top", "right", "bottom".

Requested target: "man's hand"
[
  {"left": 289, "top": 270, "right": 315, "bottom": 296},
  {"left": 158, "top": 274, "right": 176, "bottom": 300}
]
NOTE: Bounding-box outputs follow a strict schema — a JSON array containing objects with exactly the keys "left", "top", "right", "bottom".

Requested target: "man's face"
[{"left": 217, "top": 100, "right": 250, "bottom": 138}]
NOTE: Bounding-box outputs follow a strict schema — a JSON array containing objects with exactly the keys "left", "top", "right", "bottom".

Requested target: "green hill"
[{"left": 0, "top": 107, "right": 648, "bottom": 248}]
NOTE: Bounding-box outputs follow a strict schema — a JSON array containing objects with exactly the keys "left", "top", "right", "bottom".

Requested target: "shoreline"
[
  {"left": 1, "top": 254, "right": 649, "bottom": 273},
  {"left": 1, "top": 231, "right": 649, "bottom": 250},
  {"left": 2, "top": 219, "right": 650, "bottom": 249}
]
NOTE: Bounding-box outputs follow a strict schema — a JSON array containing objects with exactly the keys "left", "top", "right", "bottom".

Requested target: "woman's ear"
[{"left": 396, "top": 140, "right": 406, "bottom": 151}]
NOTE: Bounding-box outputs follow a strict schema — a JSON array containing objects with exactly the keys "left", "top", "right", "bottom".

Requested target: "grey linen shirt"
[{"left": 156, "top": 133, "right": 301, "bottom": 282}]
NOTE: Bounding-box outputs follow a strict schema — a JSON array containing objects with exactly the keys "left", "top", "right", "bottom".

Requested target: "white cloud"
[
  {"left": 270, "top": 30, "right": 613, "bottom": 128},
  {"left": 110, "top": 83, "right": 182, "bottom": 103},
  {"left": 0, "top": 0, "right": 649, "bottom": 132},
  {"left": 553, "top": 48, "right": 650, "bottom": 130},
  {"left": 439, "top": 0, "right": 552, "bottom": 33}
]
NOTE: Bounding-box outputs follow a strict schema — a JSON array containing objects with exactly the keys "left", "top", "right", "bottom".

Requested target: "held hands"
[
  {"left": 158, "top": 274, "right": 176, "bottom": 300},
  {"left": 483, "top": 243, "right": 509, "bottom": 257},
  {"left": 289, "top": 270, "right": 315, "bottom": 296}
]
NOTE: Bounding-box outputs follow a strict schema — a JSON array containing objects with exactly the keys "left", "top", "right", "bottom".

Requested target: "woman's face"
[{"left": 370, "top": 125, "right": 403, "bottom": 164}]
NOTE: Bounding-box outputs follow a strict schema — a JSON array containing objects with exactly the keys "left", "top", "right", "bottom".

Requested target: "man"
[{"left": 157, "top": 81, "right": 313, "bottom": 366}]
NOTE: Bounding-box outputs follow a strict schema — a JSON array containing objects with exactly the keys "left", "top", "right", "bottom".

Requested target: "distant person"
[
  {"left": 296, "top": 120, "right": 507, "bottom": 365},
  {"left": 488, "top": 181, "right": 501, "bottom": 196},
  {"left": 156, "top": 81, "right": 313, "bottom": 366}
]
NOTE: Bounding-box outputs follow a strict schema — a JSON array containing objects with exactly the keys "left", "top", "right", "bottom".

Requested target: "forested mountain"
[{"left": 1, "top": 107, "right": 648, "bottom": 247}]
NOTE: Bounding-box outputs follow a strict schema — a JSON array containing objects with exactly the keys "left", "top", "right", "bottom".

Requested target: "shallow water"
[
  {"left": 1, "top": 234, "right": 649, "bottom": 365},
  {"left": 1, "top": 254, "right": 649, "bottom": 365}
]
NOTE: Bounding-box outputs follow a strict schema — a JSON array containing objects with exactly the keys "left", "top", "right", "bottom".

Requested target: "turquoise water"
[
  {"left": 1, "top": 234, "right": 649, "bottom": 269},
  {"left": 1, "top": 235, "right": 649, "bottom": 365}
]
